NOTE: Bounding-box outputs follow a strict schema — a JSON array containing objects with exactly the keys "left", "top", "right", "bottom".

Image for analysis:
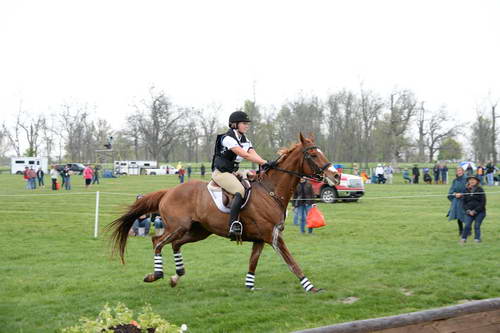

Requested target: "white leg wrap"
[
  {"left": 300, "top": 277, "right": 314, "bottom": 292},
  {"left": 245, "top": 272, "right": 255, "bottom": 289},
  {"left": 154, "top": 254, "right": 163, "bottom": 273},
  {"left": 174, "top": 252, "right": 184, "bottom": 273}
]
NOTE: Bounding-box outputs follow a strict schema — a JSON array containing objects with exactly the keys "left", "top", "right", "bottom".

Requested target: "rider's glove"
[{"left": 261, "top": 160, "right": 277, "bottom": 171}]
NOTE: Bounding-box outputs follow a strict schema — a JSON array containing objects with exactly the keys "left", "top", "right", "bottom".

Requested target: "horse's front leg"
[
  {"left": 245, "top": 241, "right": 264, "bottom": 290},
  {"left": 272, "top": 226, "right": 321, "bottom": 293}
]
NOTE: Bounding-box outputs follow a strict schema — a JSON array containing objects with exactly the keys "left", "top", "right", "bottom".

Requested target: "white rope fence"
[{"left": 1, "top": 189, "right": 498, "bottom": 238}]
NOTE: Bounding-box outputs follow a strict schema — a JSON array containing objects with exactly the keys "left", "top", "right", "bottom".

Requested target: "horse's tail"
[{"left": 107, "top": 189, "right": 169, "bottom": 263}]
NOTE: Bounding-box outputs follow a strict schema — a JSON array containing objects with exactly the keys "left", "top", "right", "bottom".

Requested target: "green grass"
[{"left": 1, "top": 174, "right": 500, "bottom": 332}]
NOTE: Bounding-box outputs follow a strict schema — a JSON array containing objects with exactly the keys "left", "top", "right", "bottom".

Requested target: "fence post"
[{"left": 94, "top": 191, "right": 100, "bottom": 238}]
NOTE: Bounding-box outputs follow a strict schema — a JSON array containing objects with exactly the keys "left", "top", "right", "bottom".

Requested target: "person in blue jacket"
[{"left": 447, "top": 166, "right": 467, "bottom": 236}]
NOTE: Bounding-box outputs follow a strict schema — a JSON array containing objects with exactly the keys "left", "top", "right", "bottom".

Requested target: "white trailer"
[
  {"left": 114, "top": 160, "right": 157, "bottom": 175},
  {"left": 11, "top": 157, "right": 48, "bottom": 175}
]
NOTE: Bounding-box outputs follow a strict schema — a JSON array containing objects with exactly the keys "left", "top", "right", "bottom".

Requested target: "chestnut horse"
[{"left": 108, "top": 134, "right": 339, "bottom": 292}]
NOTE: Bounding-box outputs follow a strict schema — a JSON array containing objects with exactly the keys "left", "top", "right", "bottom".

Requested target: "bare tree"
[
  {"left": 18, "top": 114, "right": 46, "bottom": 156},
  {"left": 3, "top": 111, "right": 22, "bottom": 156},
  {"left": 359, "top": 88, "right": 383, "bottom": 166},
  {"left": 425, "top": 108, "right": 459, "bottom": 162},
  {"left": 490, "top": 102, "right": 499, "bottom": 164},
  {"left": 416, "top": 102, "right": 427, "bottom": 161},
  {"left": 387, "top": 90, "right": 418, "bottom": 162},
  {"left": 196, "top": 104, "right": 221, "bottom": 162},
  {"left": 132, "top": 88, "right": 185, "bottom": 162}
]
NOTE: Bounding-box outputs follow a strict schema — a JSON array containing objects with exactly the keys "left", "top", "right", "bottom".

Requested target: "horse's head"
[{"left": 297, "top": 133, "right": 340, "bottom": 186}]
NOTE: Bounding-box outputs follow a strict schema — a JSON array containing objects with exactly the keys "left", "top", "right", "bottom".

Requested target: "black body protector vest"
[{"left": 212, "top": 129, "right": 250, "bottom": 173}]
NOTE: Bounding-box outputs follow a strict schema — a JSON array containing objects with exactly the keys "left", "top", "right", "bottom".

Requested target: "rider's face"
[{"left": 237, "top": 122, "right": 250, "bottom": 133}]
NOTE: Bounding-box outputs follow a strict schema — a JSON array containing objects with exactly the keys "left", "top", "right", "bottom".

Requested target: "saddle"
[{"left": 207, "top": 170, "right": 255, "bottom": 213}]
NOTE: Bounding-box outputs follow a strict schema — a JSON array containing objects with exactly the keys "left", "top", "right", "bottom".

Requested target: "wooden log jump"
[{"left": 293, "top": 297, "right": 500, "bottom": 333}]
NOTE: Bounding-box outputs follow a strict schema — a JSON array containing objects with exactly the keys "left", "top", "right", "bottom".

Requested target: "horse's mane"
[
  {"left": 276, "top": 137, "right": 313, "bottom": 160},
  {"left": 277, "top": 143, "right": 300, "bottom": 157}
]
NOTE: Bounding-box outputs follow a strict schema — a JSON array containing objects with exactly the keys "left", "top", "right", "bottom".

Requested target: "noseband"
[{"left": 268, "top": 145, "right": 332, "bottom": 181}]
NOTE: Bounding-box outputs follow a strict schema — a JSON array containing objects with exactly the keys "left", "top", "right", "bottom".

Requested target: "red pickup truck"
[{"left": 308, "top": 172, "right": 365, "bottom": 203}]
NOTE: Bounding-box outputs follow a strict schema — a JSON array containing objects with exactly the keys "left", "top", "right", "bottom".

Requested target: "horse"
[{"left": 108, "top": 133, "right": 340, "bottom": 293}]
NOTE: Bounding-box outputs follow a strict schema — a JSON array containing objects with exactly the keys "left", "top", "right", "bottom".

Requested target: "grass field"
[{"left": 1, "top": 173, "right": 500, "bottom": 332}]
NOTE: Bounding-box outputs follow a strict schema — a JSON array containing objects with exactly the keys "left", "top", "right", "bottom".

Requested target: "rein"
[
  {"left": 257, "top": 145, "right": 333, "bottom": 213},
  {"left": 271, "top": 146, "right": 332, "bottom": 181}
]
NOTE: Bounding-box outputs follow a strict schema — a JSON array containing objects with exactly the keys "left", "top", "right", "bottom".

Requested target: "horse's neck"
[{"left": 261, "top": 159, "right": 302, "bottom": 208}]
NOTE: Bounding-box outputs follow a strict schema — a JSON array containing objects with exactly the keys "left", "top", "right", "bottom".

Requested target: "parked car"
[
  {"left": 308, "top": 172, "right": 365, "bottom": 203},
  {"left": 145, "top": 164, "right": 178, "bottom": 175},
  {"left": 55, "top": 163, "right": 85, "bottom": 175}
]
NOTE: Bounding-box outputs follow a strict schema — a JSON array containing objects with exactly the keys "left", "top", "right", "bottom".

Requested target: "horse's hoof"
[
  {"left": 310, "top": 287, "right": 324, "bottom": 293},
  {"left": 144, "top": 271, "right": 163, "bottom": 283},
  {"left": 170, "top": 274, "right": 179, "bottom": 288}
]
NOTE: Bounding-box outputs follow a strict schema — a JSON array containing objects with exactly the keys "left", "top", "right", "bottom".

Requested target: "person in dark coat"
[
  {"left": 447, "top": 166, "right": 467, "bottom": 236},
  {"left": 200, "top": 164, "right": 206, "bottom": 178},
  {"left": 461, "top": 176, "right": 486, "bottom": 243},
  {"left": 412, "top": 165, "right": 420, "bottom": 184},
  {"left": 440, "top": 164, "right": 449, "bottom": 184},
  {"left": 292, "top": 178, "right": 315, "bottom": 234},
  {"left": 433, "top": 164, "right": 440, "bottom": 184}
]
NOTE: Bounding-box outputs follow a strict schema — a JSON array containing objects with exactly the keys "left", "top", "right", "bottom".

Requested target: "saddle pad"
[{"left": 206, "top": 181, "right": 252, "bottom": 213}]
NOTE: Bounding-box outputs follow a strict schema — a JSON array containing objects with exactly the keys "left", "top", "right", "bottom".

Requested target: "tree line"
[{"left": 1, "top": 87, "right": 498, "bottom": 167}]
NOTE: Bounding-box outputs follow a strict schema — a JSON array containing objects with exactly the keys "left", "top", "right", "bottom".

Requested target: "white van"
[
  {"left": 11, "top": 157, "right": 48, "bottom": 175},
  {"left": 114, "top": 160, "right": 157, "bottom": 175}
]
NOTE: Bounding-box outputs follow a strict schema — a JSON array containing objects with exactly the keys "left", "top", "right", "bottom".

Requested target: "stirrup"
[{"left": 229, "top": 221, "right": 243, "bottom": 243}]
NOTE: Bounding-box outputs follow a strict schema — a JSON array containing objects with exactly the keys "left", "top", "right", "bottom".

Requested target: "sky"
[{"left": 1, "top": 0, "right": 499, "bottom": 131}]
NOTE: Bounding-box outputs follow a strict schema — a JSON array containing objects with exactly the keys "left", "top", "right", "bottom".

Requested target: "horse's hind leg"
[
  {"left": 169, "top": 222, "right": 211, "bottom": 288},
  {"left": 144, "top": 227, "right": 186, "bottom": 283},
  {"left": 245, "top": 241, "right": 264, "bottom": 290},
  {"left": 272, "top": 225, "right": 320, "bottom": 293}
]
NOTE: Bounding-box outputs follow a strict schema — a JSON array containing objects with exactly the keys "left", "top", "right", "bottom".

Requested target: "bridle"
[{"left": 270, "top": 145, "right": 332, "bottom": 181}]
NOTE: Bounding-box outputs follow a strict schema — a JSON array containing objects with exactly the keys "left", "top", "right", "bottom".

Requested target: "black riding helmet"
[{"left": 228, "top": 111, "right": 251, "bottom": 128}]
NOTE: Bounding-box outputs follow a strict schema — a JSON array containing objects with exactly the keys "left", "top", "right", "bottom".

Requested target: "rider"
[{"left": 212, "top": 110, "right": 272, "bottom": 239}]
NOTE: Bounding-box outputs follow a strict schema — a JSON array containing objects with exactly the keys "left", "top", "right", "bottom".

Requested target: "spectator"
[
  {"left": 187, "top": 165, "right": 192, "bottom": 179},
  {"left": 292, "top": 178, "right": 315, "bottom": 234},
  {"left": 200, "top": 164, "right": 206, "bottom": 178},
  {"left": 28, "top": 167, "right": 37, "bottom": 189},
  {"left": 375, "top": 163, "right": 386, "bottom": 184},
  {"left": 50, "top": 165, "right": 59, "bottom": 190},
  {"left": 412, "top": 165, "right": 420, "bottom": 184},
  {"left": 384, "top": 164, "right": 394, "bottom": 184},
  {"left": 402, "top": 168, "right": 412, "bottom": 183},
  {"left": 360, "top": 170, "right": 369, "bottom": 183},
  {"left": 62, "top": 166, "right": 71, "bottom": 190},
  {"left": 36, "top": 167, "right": 45, "bottom": 187},
  {"left": 465, "top": 163, "right": 474, "bottom": 176},
  {"left": 476, "top": 163, "right": 485, "bottom": 185},
  {"left": 23, "top": 166, "right": 30, "bottom": 189},
  {"left": 440, "top": 164, "right": 449, "bottom": 184},
  {"left": 92, "top": 165, "right": 100, "bottom": 184},
  {"left": 83, "top": 165, "right": 94, "bottom": 188},
  {"left": 352, "top": 163, "right": 359, "bottom": 176},
  {"left": 433, "top": 163, "right": 440, "bottom": 184},
  {"left": 130, "top": 195, "right": 151, "bottom": 236},
  {"left": 423, "top": 168, "right": 432, "bottom": 184},
  {"left": 447, "top": 166, "right": 467, "bottom": 237},
  {"left": 460, "top": 175, "right": 486, "bottom": 244},
  {"left": 485, "top": 161, "right": 496, "bottom": 186},
  {"left": 152, "top": 214, "right": 164, "bottom": 236},
  {"left": 178, "top": 168, "right": 185, "bottom": 183}
]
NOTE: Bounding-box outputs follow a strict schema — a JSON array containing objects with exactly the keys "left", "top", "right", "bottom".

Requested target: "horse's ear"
[{"left": 299, "top": 132, "right": 306, "bottom": 145}]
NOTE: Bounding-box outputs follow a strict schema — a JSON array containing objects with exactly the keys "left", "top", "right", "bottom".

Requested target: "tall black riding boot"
[{"left": 228, "top": 192, "right": 244, "bottom": 239}]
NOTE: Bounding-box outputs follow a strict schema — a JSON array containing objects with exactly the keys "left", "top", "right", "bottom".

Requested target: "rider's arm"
[{"left": 231, "top": 147, "right": 266, "bottom": 165}]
